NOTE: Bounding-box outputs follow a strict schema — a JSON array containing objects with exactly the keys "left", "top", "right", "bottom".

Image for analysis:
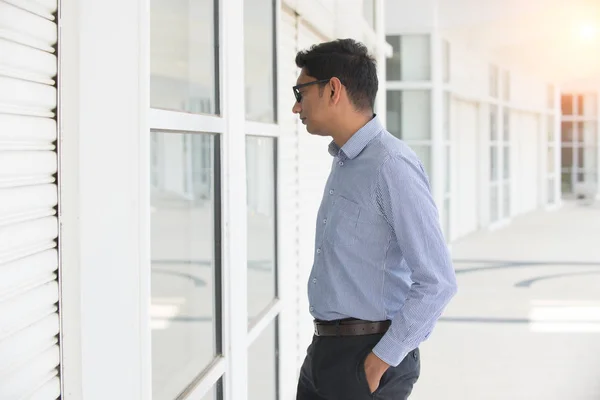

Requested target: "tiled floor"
[{"left": 410, "top": 201, "right": 600, "bottom": 400}]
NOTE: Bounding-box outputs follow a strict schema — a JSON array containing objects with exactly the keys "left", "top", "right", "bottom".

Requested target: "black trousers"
[{"left": 296, "top": 333, "right": 420, "bottom": 400}]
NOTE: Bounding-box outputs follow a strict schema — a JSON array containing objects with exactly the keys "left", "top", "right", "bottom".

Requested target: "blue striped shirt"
[{"left": 307, "top": 115, "right": 457, "bottom": 367}]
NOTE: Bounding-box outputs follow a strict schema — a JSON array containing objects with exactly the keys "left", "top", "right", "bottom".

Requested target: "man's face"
[{"left": 292, "top": 69, "right": 331, "bottom": 136}]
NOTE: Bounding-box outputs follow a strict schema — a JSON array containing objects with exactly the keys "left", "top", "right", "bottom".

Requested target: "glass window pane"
[
  {"left": 577, "top": 95, "right": 584, "bottom": 116},
  {"left": 385, "top": 35, "right": 401, "bottom": 81},
  {"left": 576, "top": 122, "right": 584, "bottom": 143},
  {"left": 490, "top": 146, "right": 498, "bottom": 181},
  {"left": 579, "top": 147, "right": 598, "bottom": 170},
  {"left": 386, "top": 90, "right": 431, "bottom": 140},
  {"left": 386, "top": 35, "right": 430, "bottom": 81},
  {"left": 562, "top": 172, "right": 572, "bottom": 193},
  {"left": 410, "top": 145, "right": 431, "bottom": 177},
  {"left": 490, "top": 185, "right": 499, "bottom": 222},
  {"left": 245, "top": 0, "right": 275, "bottom": 122},
  {"left": 248, "top": 318, "right": 278, "bottom": 400},
  {"left": 561, "top": 122, "right": 573, "bottom": 143},
  {"left": 503, "top": 145, "right": 510, "bottom": 179},
  {"left": 561, "top": 95, "right": 573, "bottom": 115},
  {"left": 151, "top": 132, "right": 219, "bottom": 400},
  {"left": 503, "top": 182, "right": 510, "bottom": 217},
  {"left": 200, "top": 380, "right": 223, "bottom": 400},
  {"left": 490, "top": 106, "right": 498, "bottom": 141},
  {"left": 503, "top": 109, "right": 510, "bottom": 141},
  {"left": 246, "top": 136, "right": 277, "bottom": 323},
  {"left": 561, "top": 146, "right": 573, "bottom": 169},
  {"left": 582, "top": 122, "right": 597, "bottom": 145},
  {"left": 151, "top": 0, "right": 217, "bottom": 114},
  {"left": 401, "top": 35, "right": 430, "bottom": 81}
]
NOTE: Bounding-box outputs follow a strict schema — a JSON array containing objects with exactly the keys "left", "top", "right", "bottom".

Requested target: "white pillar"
[
  {"left": 59, "top": 0, "right": 152, "bottom": 398},
  {"left": 220, "top": 0, "right": 249, "bottom": 399}
]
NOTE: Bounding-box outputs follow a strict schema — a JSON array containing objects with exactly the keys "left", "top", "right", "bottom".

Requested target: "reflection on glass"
[
  {"left": 386, "top": 90, "right": 431, "bottom": 140},
  {"left": 151, "top": 132, "right": 219, "bottom": 400},
  {"left": 583, "top": 147, "right": 598, "bottom": 171},
  {"left": 386, "top": 35, "right": 430, "bottom": 81},
  {"left": 244, "top": 0, "right": 275, "bottom": 122},
  {"left": 151, "top": 0, "right": 217, "bottom": 114},
  {"left": 246, "top": 136, "right": 277, "bottom": 324},
  {"left": 248, "top": 318, "right": 278, "bottom": 400}
]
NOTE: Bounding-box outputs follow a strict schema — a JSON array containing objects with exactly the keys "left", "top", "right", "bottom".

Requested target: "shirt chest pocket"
[{"left": 326, "top": 196, "right": 389, "bottom": 248}]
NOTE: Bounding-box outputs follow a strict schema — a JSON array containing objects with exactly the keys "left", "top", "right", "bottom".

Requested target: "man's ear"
[{"left": 329, "top": 77, "right": 343, "bottom": 104}]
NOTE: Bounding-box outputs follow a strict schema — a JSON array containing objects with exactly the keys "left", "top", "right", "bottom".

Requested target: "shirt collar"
[{"left": 328, "top": 115, "right": 383, "bottom": 159}]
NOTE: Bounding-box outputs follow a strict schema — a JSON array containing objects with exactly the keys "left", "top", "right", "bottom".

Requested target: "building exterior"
[
  {"left": 1, "top": 0, "right": 599, "bottom": 399},
  {"left": 0, "top": 0, "right": 387, "bottom": 399}
]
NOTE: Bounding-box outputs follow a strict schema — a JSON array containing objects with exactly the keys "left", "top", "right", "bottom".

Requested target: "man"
[{"left": 292, "top": 38, "right": 458, "bottom": 400}]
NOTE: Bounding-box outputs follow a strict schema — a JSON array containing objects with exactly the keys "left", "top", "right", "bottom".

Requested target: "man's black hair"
[{"left": 295, "top": 38, "right": 378, "bottom": 112}]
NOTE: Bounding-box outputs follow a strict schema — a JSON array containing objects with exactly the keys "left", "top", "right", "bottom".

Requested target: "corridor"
[{"left": 411, "top": 202, "right": 600, "bottom": 400}]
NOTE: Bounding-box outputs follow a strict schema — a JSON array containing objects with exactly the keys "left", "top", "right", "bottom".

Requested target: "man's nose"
[{"left": 292, "top": 101, "right": 301, "bottom": 114}]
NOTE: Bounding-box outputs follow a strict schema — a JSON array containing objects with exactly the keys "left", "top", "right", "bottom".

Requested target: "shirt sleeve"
[{"left": 371, "top": 153, "right": 458, "bottom": 367}]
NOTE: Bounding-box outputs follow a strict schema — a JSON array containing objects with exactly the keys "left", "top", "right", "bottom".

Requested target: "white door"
[
  {"left": 452, "top": 100, "right": 479, "bottom": 240},
  {"left": 0, "top": 1, "right": 61, "bottom": 398}
]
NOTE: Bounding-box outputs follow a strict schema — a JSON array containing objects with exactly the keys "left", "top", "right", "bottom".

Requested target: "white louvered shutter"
[{"left": 0, "top": 1, "right": 61, "bottom": 399}]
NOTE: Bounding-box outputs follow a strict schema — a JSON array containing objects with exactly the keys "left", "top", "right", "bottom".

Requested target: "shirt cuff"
[{"left": 372, "top": 332, "right": 410, "bottom": 367}]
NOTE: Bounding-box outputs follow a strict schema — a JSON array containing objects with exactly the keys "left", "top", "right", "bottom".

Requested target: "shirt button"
[
  {"left": 329, "top": 189, "right": 334, "bottom": 195},
  {"left": 313, "top": 278, "right": 317, "bottom": 284},
  {"left": 310, "top": 306, "right": 314, "bottom": 312},
  {"left": 339, "top": 161, "right": 344, "bottom": 166},
  {"left": 316, "top": 248, "right": 321, "bottom": 254},
  {"left": 323, "top": 218, "right": 327, "bottom": 224}
]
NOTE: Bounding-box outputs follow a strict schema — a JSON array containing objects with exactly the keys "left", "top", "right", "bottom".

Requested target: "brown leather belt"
[{"left": 313, "top": 319, "right": 391, "bottom": 337}]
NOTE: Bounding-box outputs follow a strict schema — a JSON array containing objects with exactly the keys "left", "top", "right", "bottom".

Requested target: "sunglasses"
[{"left": 292, "top": 79, "right": 331, "bottom": 103}]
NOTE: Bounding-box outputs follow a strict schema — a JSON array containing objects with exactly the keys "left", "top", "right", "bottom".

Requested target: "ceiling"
[{"left": 437, "top": 0, "right": 600, "bottom": 87}]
